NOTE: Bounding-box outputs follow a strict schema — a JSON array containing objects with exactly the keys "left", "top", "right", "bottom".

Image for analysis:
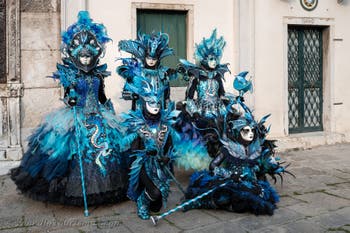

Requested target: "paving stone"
[
  {"left": 0, "top": 143, "right": 349, "bottom": 232},
  {"left": 288, "top": 167, "right": 327, "bottom": 177},
  {"left": 277, "top": 195, "right": 306, "bottom": 208},
  {"left": 232, "top": 208, "right": 303, "bottom": 231},
  {"left": 287, "top": 192, "right": 350, "bottom": 216},
  {"left": 119, "top": 214, "right": 182, "bottom": 233},
  {"left": 0, "top": 227, "right": 29, "bottom": 233},
  {"left": 324, "top": 188, "right": 350, "bottom": 200},
  {"left": 202, "top": 209, "right": 247, "bottom": 222},
  {"left": 184, "top": 221, "right": 248, "bottom": 233},
  {"left": 284, "top": 219, "right": 326, "bottom": 233},
  {"left": 90, "top": 225, "right": 132, "bottom": 233},
  {"left": 54, "top": 229, "right": 82, "bottom": 233},
  {"left": 250, "top": 225, "right": 289, "bottom": 233},
  {"left": 0, "top": 215, "right": 25, "bottom": 231},
  {"left": 0, "top": 176, "right": 17, "bottom": 196},
  {"left": 90, "top": 200, "right": 136, "bottom": 216},
  {"left": 165, "top": 209, "right": 219, "bottom": 230},
  {"left": 317, "top": 210, "right": 350, "bottom": 229}
]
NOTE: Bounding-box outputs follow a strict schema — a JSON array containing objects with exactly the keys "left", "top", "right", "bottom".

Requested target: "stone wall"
[{"left": 20, "top": 0, "right": 62, "bottom": 151}]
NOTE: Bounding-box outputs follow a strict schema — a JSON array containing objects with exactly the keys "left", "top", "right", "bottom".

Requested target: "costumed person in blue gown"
[
  {"left": 177, "top": 29, "right": 233, "bottom": 158},
  {"left": 182, "top": 72, "right": 294, "bottom": 215},
  {"left": 10, "top": 11, "right": 128, "bottom": 210},
  {"left": 117, "top": 31, "right": 178, "bottom": 111},
  {"left": 119, "top": 75, "right": 180, "bottom": 220}
]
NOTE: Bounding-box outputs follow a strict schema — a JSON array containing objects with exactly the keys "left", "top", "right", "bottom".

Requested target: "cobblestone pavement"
[{"left": 0, "top": 143, "right": 349, "bottom": 233}]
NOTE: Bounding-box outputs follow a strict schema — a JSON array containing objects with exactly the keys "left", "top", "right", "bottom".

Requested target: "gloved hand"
[
  {"left": 67, "top": 97, "right": 77, "bottom": 107},
  {"left": 166, "top": 68, "right": 177, "bottom": 76},
  {"left": 192, "top": 112, "right": 201, "bottom": 121},
  {"left": 236, "top": 96, "right": 245, "bottom": 103},
  {"left": 157, "top": 157, "right": 170, "bottom": 166},
  {"left": 176, "top": 65, "right": 186, "bottom": 75}
]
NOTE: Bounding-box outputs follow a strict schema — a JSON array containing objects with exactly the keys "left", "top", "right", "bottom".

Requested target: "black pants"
[{"left": 139, "top": 167, "right": 162, "bottom": 212}]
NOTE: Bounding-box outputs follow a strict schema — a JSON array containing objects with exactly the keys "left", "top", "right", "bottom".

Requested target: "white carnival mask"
[
  {"left": 207, "top": 55, "right": 217, "bottom": 69},
  {"left": 79, "top": 55, "right": 92, "bottom": 66},
  {"left": 240, "top": 126, "right": 254, "bottom": 142},
  {"left": 146, "top": 101, "right": 160, "bottom": 115}
]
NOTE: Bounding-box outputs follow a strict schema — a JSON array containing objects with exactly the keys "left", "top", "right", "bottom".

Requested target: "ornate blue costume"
[
  {"left": 117, "top": 32, "right": 177, "bottom": 110},
  {"left": 176, "top": 29, "right": 232, "bottom": 158},
  {"left": 119, "top": 76, "right": 180, "bottom": 220},
  {"left": 183, "top": 72, "right": 293, "bottom": 215},
  {"left": 11, "top": 11, "right": 128, "bottom": 208},
  {"left": 178, "top": 29, "right": 230, "bottom": 120}
]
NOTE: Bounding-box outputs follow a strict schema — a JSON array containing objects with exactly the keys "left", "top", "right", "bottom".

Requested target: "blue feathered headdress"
[
  {"left": 62, "top": 11, "right": 110, "bottom": 46},
  {"left": 195, "top": 29, "right": 226, "bottom": 64},
  {"left": 124, "top": 75, "right": 165, "bottom": 104},
  {"left": 119, "top": 31, "right": 174, "bottom": 61}
]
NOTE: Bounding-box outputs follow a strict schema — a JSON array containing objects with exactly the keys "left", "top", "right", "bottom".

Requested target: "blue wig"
[{"left": 195, "top": 29, "right": 226, "bottom": 64}]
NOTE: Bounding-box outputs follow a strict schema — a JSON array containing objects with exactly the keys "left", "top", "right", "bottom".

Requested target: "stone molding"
[{"left": 0, "top": 0, "right": 23, "bottom": 160}]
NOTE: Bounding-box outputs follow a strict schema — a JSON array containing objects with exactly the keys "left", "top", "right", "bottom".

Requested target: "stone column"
[{"left": 0, "top": 0, "right": 23, "bottom": 160}]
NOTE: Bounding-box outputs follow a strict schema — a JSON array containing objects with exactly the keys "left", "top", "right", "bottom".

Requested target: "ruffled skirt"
[
  {"left": 11, "top": 106, "right": 129, "bottom": 206},
  {"left": 185, "top": 170, "right": 280, "bottom": 215}
]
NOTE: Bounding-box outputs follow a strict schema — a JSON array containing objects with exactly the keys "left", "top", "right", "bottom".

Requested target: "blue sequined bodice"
[
  {"left": 197, "top": 78, "right": 220, "bottom": 103},
  {"left": 75, "top": 75, "right": 101, "bottom": 114}
]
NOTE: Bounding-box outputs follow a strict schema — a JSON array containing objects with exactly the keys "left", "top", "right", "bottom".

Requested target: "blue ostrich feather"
[
  {"left": 124, "top": 75, "right": 166, "bottom": 104},
  {"left": 194, "top": 29, "right": 226, "bottom": 63},
  {"left": 62, "top": 11, "right": 111, "bottom": 46},
  {"left": 116, "top": 58, "right": 142, "bottom": 81},
  {"left": 127, "top": 153, "right": 146, "bottom": 201},
  {"left": 51, "top": 61, "right": 79, "bottom": 88},
  {"left": 118, "top": 31, "right": 173, "bottom": 61}
]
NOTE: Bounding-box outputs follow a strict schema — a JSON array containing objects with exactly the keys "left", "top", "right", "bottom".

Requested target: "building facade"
[{"left": 0, "top": 0, "right": 349, "bottom": 160}]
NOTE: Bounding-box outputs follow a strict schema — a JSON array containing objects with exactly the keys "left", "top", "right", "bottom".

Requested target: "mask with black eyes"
[
  {"left": 68, "top": 30, "right": 102, "bottom": 72},
  {"left": 207, "top": 55, "right": 218, "bottom": 69},
  {"left": 145, "top": 100, "right": 161, "bottom": 115},
  {"left": 237, "top": 125, "right": 255, "bottom": 147}
]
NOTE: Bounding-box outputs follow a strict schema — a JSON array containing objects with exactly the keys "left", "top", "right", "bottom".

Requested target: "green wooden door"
[
  {"left": 288, "top": 26, "right": 323, "bottom": 133},
  {"left": 137, "top": 9, "right": 187, "bottom": 86}
]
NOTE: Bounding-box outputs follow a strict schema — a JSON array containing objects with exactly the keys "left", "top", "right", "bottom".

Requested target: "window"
[{"left": 137, "top": 9, "right": 187, "bottom": 86}]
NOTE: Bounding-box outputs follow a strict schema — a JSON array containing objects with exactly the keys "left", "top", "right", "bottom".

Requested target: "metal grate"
[
  {"left": 0, "top": 0, "right": 5, "bottom": 83},
  {"left": 288, "top": 27, "right": 323, "bottom": 133}
]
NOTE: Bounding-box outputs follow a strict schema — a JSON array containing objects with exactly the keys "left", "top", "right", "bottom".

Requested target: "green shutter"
[{"left": 137, "top": 9, "right": 187, "bottom": 86}]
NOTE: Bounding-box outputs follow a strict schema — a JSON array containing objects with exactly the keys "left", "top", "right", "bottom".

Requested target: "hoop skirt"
[{"left": 11, "top": 75, "right": 128, "bottom": 206}]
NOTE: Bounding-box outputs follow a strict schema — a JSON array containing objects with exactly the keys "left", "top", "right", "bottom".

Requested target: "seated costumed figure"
[
  {"left": 119, "top": 76, "right": 180, "bottom": 220},
  {"left": 117, "top": 32, "right": 178, "bottom": 110},
  {"left": 177, "top": 29, "right": 232, "bottom": 158},
  {"left": 183, "top": 72, "right": 294, "bottom": 215},
  {"left": 10, "top": 11, "right": 128, "bottom": 213}
]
